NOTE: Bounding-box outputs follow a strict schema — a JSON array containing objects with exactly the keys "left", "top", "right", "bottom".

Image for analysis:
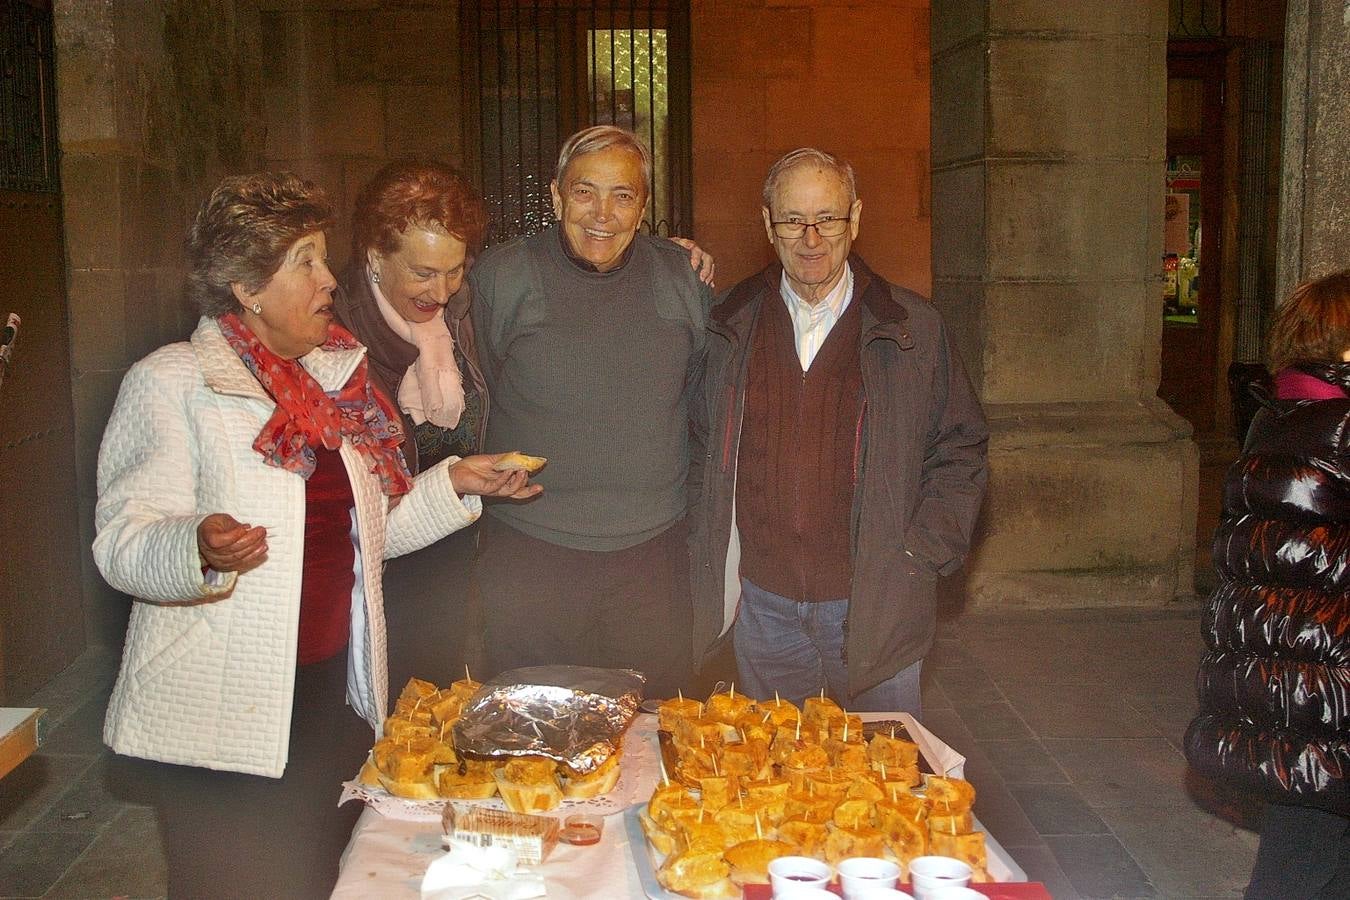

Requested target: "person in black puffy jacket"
[{"left": 1185, "top": 269, "right": 1350, "bottom": 899}]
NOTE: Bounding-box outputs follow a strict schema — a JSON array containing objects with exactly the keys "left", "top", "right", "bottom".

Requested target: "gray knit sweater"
[{"left": 469, "top": 228, "right": 711, "bottom": 550}]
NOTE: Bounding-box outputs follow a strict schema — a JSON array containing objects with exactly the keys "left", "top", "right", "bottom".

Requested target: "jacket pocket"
[{"left": 131, "top": 615, "right": 211, "bottom": 691}]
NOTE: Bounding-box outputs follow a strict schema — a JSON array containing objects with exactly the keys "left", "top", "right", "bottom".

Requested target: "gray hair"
[
  {"left": 554, "top": 125, "right": 653, "bottom": 197},
  {"left": 185, "top": 172, "right": 333, "bottom": 317},
  {"left": 761, "top": 148, "right": 857, "bottom": 211}
]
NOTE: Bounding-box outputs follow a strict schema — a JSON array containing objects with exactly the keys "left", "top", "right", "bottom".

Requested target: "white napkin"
[{"left": 420, "top": 839, "right": 547, "bottom": 900}]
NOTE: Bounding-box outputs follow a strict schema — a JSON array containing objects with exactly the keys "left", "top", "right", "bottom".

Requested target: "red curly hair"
[{"left": 350, "top": 158, "right": 487, "bottom": 261}]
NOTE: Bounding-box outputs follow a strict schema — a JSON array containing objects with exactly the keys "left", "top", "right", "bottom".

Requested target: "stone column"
[
  {"left": 1277, "top": 0, "right": 1350, "bottom": 298},
  {"left": 931, "top": 0, "right": 1198, "bottom": 608}
]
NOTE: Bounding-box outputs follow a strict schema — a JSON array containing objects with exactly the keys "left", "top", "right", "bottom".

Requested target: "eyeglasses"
[{"left": 769, "top": 215, "right": 852, "bottom": 239}]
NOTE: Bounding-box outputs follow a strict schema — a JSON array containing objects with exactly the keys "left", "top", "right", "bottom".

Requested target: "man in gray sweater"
[{"left": 469, "top": 126, "right": 713, "bottom": 697}]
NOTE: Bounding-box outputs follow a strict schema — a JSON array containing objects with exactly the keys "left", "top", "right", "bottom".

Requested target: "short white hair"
[
  {"left": 762, "top": 147, "right": 857, "bottom": 211},
  {"left": 554, "top": 125, "right": 653, "bottom": 197}
]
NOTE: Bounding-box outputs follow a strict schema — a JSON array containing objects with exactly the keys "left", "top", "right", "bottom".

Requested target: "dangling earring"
[
  {"left": 371, "top": 269, "right": 381, "bottom": 285},
  {"left": 251, "top": 302, "right": 262, "bottom": 315}
]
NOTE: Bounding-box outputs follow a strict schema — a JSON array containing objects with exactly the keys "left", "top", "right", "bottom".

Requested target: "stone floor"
[{"left": 0, "top": 601, "right": 1261, "bottom": 899}]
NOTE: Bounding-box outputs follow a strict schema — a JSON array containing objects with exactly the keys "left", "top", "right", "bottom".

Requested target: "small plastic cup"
[
  {"left": 850, "top": 889, "right": 917, "bottom": 900},
  {"left": 768, "top": 855, "right": 833, "bottom": 897},
  {"left": 837, "top": 857, "right": 902, "bottom": 899},
  {"left": 558, "top": 813, "right": 603, "bottom": 846},
  {"left": 907, "top": 856, "right": 974, "bottom": 900},
  {"left": 774, "top": 889, "right": 841, "bottom": 900}
]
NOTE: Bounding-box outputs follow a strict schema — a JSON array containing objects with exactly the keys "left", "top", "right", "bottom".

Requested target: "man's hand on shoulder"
[{"left": 669, "top": 236, "right": 716, "bottom": 287}]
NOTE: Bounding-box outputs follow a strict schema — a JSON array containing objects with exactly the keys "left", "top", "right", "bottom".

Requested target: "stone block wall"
[
  {"left": 258, "top": 1, "right": 466, "bottom": 272},
  {"left": 689, "top": 0, "right": 933, "bottom": 294},
  {"left": 55, "top": 0, "right": 265, "bottom": 647}
]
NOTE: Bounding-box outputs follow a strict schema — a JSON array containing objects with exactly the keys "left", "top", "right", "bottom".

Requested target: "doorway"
[{"left": 1159, "top": 42, "right": 1227, "bottom": 435}]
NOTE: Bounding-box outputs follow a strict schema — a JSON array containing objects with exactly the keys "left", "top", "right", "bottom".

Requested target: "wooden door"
[
  {"left": 1159, "top": 44, "right": 1226, "bottom": 434},
  {"left": 0, "top": 0, "right": 85, "bottom": 703}
]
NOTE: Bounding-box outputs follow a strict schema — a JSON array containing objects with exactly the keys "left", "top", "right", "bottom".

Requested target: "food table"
[{"left": 332, "top": 713, "right": 1029, "bottom": 899}]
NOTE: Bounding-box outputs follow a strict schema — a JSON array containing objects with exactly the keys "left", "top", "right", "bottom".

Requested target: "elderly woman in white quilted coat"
[{"left": 95, "top": 172, "right": 539, "bottom": 899}]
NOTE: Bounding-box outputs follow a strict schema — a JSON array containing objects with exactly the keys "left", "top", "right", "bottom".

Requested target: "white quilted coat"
[{"left": 95, "top": 317, "right": 479, "bottom": 778}]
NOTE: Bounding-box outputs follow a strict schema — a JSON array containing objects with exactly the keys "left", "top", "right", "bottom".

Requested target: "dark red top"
[{"left": 297, "top": 446, "right": 356, "bottom": 664}]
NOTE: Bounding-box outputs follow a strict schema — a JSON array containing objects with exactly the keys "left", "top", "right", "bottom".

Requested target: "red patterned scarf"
[{"left": 218, "top": 313, "right": 413, "bottom": 497}]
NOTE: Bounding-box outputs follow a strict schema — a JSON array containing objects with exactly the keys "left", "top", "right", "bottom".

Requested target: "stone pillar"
[
  {"left": 931, "top": 0, "right": 1198, "bottom": 608},
  {"left": 1277, "top": 0, "right": 1350, "bottom": 297},
  {"left": 54, "top": 0, "right": 264, "bottom": 647}
]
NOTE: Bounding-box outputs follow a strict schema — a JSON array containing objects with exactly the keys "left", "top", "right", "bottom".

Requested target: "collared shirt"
[{"left": 780, "top": 263, "right": 854, "bottom": 371}]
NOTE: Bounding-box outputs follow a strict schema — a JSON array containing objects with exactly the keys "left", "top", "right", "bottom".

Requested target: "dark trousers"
[
  {"left": 104, "top": 654, "right": 372, "bottom": 900},
  {"left": 476, "top": 515, "right": 693, "bottom": 699},
  {"left": 1246, "top": 802, "right": 1350, "bottom": 900},
  {"left": 382, "top": 523, "right": 484, "bottom": 692}
]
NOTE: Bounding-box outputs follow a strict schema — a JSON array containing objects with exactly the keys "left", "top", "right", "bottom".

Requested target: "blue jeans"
[{"left": 732, "top": 577, "right": 923, "bottom": 716}]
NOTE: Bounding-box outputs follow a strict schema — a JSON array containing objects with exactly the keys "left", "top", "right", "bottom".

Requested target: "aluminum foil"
[{"left": 451, "top": 665, "right": 645, "bottom": 773}]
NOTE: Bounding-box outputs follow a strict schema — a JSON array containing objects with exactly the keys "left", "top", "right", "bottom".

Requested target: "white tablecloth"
[{"left": 333, "top": 716, "right": 664, "bottom": 900}]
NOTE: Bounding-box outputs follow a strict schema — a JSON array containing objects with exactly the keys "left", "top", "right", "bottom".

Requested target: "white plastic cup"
[
  {"left": 907, "top": 856, "right": 974, "bottom": 900},
  {"left": 837, "top": 857, "right": 902, "bottom": 899},
  {"left": 850, "top": 887, "right": 917, "bottom": 900},
  {"left": 919, "top": 887, "right": 985, "bottom": 899},
  {"left": 774, "top": 889, "right": 841, "bottom": 900},
  {"left": 768, "top": 855, "right": 833, "bottom": 897}
]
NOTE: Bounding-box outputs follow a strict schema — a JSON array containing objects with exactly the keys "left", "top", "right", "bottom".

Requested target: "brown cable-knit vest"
[{"left": 736, "top": 290, "right": 862, "bottom": 602}]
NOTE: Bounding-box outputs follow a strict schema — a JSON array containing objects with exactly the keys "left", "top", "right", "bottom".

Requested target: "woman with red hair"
[{"left": 338, "top": 159, "right": 490, "bottom": 472}]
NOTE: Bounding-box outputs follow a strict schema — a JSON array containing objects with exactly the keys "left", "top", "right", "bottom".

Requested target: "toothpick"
[
  {"left": 678, "top": 688, "right": 684, "bottom": 702},
  {"left": 774, "top": 689, "right": 781, "bottom": 706},
  {"left": 795, "top": 718, "right": 801, "bottom": 740},
  {"left": 700, "top": 733, "right": 706, "bottom": 749},
  {"left": 820, "top": 687, "right": 826, "bottom": 701},
  {"left": 890, "top": 725, "right": 896, "bottom": 739},
  {"left": 698, "top": 806, "right": 705, "bottom": 823},
  {"left": 881, "top": 762, "right": 888, "bottom": 779},
  {"left": 712, "top": 754, "right": 720, "bottom": 776},
  {"left": 889, "top": 786, "right": 899, "bottom": 803},
  {"left": 464, "top": 663, "right": 472, "bottom": 682},
  {"left": 843, "top": 716, "right": 849, "bottom": 742},
  {"left": 755, "top": 812, "right": 763, "bottom": 839},
  {"left": 730, "top": 682, "right": 736, "bottom": 699},
  {"left": 440, "top": 720, "right": 447, "bottom": 741},
  {"left": 659, "top": 757, "right": 670, "bottom": 786},
  {"left": 413, "top": 696, "right": 423, "bottom": 714}
]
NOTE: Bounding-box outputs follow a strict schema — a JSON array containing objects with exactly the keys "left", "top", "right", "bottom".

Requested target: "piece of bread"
[
  {"left": 378, "top": 772, "right": 439, "bottom": 800},
  {"left": 357, "top": 753, "right": 383, "bottom": 788},
  {"left": 658, "top": 696, "right": 704, "bottom": 732},
  {"left": 823, "top": 824, "right": 887, "bottom": 864},
  {"left": 435, "top": 763, "right": 499, "bottom": 799},
  {"left": 639, "top": 809, "right": 678, "bottom": 856},
  {"left": 493, "top": 757, "right": 563, "bottom": 813},
  {"left": 492, "top": 450, "right": 547, "bottom": 473},
  {"left": 930, "top": 830, "right": 988, "bottom": 870},
  {"left": 929, "top": 810, "right": 974, "bottom": 834},
  {"left": 656, "top": 848, "right": 731, "bottom": 895},
  {"left": 777, "top": 817, "right": 828, "bottom": 856},
  {"left": 724, "top": 838, "right": 795, "bottom": 886},
  {"left": 924, "top": 774, "right": 977, "bottom": 812},
  {"left": 561, "top": 751, "right": 621, "bottom": 799}
]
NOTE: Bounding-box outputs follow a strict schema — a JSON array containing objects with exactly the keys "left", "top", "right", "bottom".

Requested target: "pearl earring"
[
  {"left": 251, "top": 302, "right": 262, "bottom": 315},
  {"left": 371, "top": 269, "right": 381, "bottom": 285}
]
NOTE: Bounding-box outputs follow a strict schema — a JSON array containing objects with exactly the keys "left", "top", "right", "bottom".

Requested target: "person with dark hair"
[
  {"left": 1185, "top": 269, "right": 1350, "bottom": 899},
  {"left": 689, "top": 148, "right": 988, "bottom": 715},
  {"left": 470, "top": 126, "right": 715, "bottom": 697},
  {"left": 96, "top": 172, "right": 538, "bottom": 898}
]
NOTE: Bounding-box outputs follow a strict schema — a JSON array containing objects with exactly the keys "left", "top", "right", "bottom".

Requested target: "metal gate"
[{"left": 460, "top": 1, "right": 692, "bottom": 245}]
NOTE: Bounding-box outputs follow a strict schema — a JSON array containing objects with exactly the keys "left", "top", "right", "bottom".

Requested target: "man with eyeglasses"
[{"left": 688, "top": 147, "right": 988, "bottom": 714}]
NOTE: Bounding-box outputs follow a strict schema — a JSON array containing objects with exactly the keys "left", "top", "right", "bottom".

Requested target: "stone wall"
[
  {"left": 56, "top": 0, "right": 265, "bottom": 647},
  {"left": 689, "top": 0, "right": 933, "bottom": 293},
  {"left": 1277, "top": 0, "right": 1350, "bottom": 295},
  {"left": 258, "top": 0, "right": 465, "bottom": 272}
]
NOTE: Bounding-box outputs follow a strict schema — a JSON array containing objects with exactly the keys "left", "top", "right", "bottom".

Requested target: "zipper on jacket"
[
  {"left": 853, "top": 397, "right": 867, "bottom": 485},
  {"left": 720, "top": 384, "right": 736, "bottom": 472}
]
